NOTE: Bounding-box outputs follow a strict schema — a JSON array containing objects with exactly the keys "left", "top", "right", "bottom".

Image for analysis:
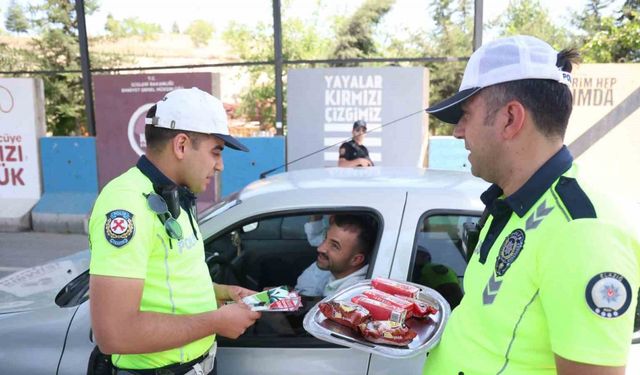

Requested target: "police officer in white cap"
[
  {"left": 89, "top": 88, "right": 261, "bottom": 374},
  {"left": 423, "top": 35, "right": 639, "bottom": 375}
]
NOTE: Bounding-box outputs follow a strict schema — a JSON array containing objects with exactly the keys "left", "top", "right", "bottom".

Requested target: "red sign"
[{"left": 94, "top": 73, "right": 220, "bottom": 206}]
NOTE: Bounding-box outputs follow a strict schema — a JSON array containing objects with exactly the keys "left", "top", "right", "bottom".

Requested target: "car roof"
[{"left": 239, "top": 167, "right": 488, "bottom": 200}]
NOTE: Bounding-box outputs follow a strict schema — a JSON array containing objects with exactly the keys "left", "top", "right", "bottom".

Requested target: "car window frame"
[
  {"left": 204, "top": 207, "right": 384, "bottom": 277},
  {"left": 205, "top": 207, "right": 384, "bottom": 349},
  {"left": 407, "top": 208, "right": 481, "bottom": 282}
]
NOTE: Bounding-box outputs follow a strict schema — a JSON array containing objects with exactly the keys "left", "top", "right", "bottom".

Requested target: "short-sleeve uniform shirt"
[
  {"left": 423, "top": 146, "right": 640, "bottom": 374},
  {"left": 89, "top": 157, "right": 217, "bottom": 370}
]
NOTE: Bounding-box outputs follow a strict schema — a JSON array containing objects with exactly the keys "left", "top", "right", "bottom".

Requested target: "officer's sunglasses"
[{"left": 146, "top": 193, "right": 183, "bottom": 240}]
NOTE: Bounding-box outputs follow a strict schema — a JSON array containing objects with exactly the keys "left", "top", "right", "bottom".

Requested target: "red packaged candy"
[
  {"left": 362, "top": 289, "right": 414, "bottom": 318},
  {"left": 395, "top": 295, "right": 439, "bottom": 319},
  {"left": 371, "top": 277, "right": 420, "bottom": 299},
  {"left": 351, "top": 295, "right": 406, "bottom": 323},
  {"left": 358, "top": 320, "right": 417, "bottom": 346},
  {"left": 318, "top": 301, "right": 371, "bottom": 329}
]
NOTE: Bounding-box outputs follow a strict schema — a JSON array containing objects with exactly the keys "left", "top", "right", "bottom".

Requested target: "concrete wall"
[
  {"left": 287, "top": 67, "right": 429, "bottom": 170},
  {"left": 31, "top": 137, "right": 98, "bottom": 234},
  {"left": 566, "top": 64, "right": 640, "bottom": 203}
]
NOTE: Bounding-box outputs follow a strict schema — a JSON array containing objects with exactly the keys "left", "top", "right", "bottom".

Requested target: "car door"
[
  {"left": 367, "top": 190, "right": 483, "bottom": 375},
  {"left": 200, "top": 189, "right": 408, "bottom": 375}
]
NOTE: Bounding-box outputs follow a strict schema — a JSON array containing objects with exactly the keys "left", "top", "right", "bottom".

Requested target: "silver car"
[{"left": 0, "top": 167, "right": 638, "bottom": 374}]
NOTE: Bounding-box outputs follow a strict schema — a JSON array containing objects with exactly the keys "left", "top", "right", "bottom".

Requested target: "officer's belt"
[{"left": 115, "top": 343, "right": 217, "bottom": 375}]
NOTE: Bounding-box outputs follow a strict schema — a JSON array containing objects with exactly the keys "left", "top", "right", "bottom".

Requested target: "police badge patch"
[
  {"left": 495, "top": 229, "right": 525, "bottom": 277},
  {"left": 585, "top": 272, "right": 632, "bottom": 318},
  {"left": 104, "top": 210, "right": 135, "bottom": 248}
]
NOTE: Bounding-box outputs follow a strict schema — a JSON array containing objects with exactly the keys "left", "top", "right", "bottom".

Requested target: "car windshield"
[{"left": 199, "top": 192, "right": 241, "bottom": 224}]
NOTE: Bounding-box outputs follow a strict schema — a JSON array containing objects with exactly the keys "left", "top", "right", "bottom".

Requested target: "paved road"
[{"left": 0, "top": 231, "right": 88, "bottom": 279}]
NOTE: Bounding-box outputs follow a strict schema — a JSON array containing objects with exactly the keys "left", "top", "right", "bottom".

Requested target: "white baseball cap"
[
  {"left": 145, "top": 87, "right": 249, "bottom": 152},
  {"left": 426, "top": 35, "right": 572, "bottom": 124}
]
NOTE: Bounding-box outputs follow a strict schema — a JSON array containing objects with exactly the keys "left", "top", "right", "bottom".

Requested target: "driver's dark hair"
[
  {"left": 145, "top": 104, "right": 203, "bottom": 152},
  {"left": 331, "top": 214, "right": 378, "bottom": 263},
  {"left": 481, "top": 48, "right": 580, "bottom": 139}
]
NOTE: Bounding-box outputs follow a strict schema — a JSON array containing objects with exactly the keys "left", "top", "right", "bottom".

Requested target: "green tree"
[
  {"left": 383, "top": 0, "right": 473, "bottom": 135},
  {"left": 20, "top": 0, "right": 129, "bottom": 135},
  {"left": 577, "top": 0, "right": 640, "bottom": 62},
  {"left": 26, "top": 0, "right": 97, "bottom": 135},
  {"left": 330, "top": 0, "right": 394, "bottom": 64},
  {"left": 0, "top": 42, "right": 36, "bottom": 71},
  {"left": 492, "top": 0, "right": 570, "bottom": 49},
  {"left": 104, "top": 13, "right": 124, "bottom": 38},
  {"left": 171, "top": 21, "right": 180, "bottom": 34},
  {"left": 5, "top": 1, "right": 29, "bottom": 34},
  {"left": 186, "top": 19, "right": 214, "bottom": 47},
  {"left": 104, "top": 15, "right": 162, "bottom": 41},
  {"left": 223, "top": 14, "right": 331, "bottom": 129},
  {"left": 572, "top": 0, "right": 613, "bottom": 35}
]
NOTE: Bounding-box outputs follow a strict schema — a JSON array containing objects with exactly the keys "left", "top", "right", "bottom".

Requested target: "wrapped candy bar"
[
  {"left": 351, "top": 295, "right": 406, "bottom": 323},
  {"left": 358, "top": 320, "right": 417, "bottom": 347},
  {"left": 362, "top": 289, "right": 415, "bottom": 318},
  {"left": 318, "top": 301, "right": 371, "bottom": 329},
  {"left": 395, "top": 295, "right": 439, "bottom": 318},
  {"left": 371, "top": 277, "right": 420, "bottom": 298},
  {"left": 269, "top": 291, "right": 302, "bottom": 311},
  {"left": 303, "top": 279, "right": 451, "bottom": 359},
  {"left": 242, "top": 286, "right": 302, "bottom": 312}
]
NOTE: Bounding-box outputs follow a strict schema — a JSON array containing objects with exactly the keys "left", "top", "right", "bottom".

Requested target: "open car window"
[
  {"left": 204, "top": 210, "right": 381, "bottom": 348},
  {"left": 409, "top": 211, "right": 480, "bottom": 310}
]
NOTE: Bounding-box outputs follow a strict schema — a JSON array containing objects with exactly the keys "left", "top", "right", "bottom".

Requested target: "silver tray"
[{"left": 303, "top": 279, "right": 450, "bottom": 359}]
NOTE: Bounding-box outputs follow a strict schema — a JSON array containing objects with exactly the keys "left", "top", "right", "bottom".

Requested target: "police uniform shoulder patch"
[
  {"left": 339, "top": 145, "right": 346, "bottom": 156},
  {"left": 585, "top": 272, "right": 632, "bottom": 318},
  {"left": 104, "top": 210, "right": 135, "bottom": 248},
  {"left": 495, "top": 229, "right": 525, "bottom": 276}
]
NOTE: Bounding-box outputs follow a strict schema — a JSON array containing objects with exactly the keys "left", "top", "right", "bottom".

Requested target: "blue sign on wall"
[
  {"left": 40, "top": 137, "right": 98, "bottom": 193},
  {"left": 221, "top": 137, "right": 285, "bottom": 198},
  {"left": 33, "top": 137, "right": 98, "bottom": 218}
]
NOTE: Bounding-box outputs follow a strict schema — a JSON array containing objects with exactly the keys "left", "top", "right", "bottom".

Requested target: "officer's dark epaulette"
[{"left": 555, "top": 176, "right": 597, "bottom": 220}]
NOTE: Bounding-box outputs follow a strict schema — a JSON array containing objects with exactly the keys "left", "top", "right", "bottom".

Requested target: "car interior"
[
  {"left": 205, "top": 215, "right": 318, "bottom": 292},
  {"left": 409, "top": 213, "right": 480, "bottom": 309},
  {"left": 204, "top": 211, "right": 380, "bottom": 347}
]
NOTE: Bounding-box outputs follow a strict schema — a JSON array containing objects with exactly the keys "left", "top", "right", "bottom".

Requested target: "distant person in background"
[{"left": 338, "top": 120, "right": 373, "bottom": 167}]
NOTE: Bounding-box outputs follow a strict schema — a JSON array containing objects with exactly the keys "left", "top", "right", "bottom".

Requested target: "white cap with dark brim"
[
  {"left": 425, "top": 35, "right": 572, "bottom": 124},
  {"left": 145, "top": 87, "right": 249, "bottom": 152},
  {"left": 425, "top": 87, "right": 482, "bottom": 124}
]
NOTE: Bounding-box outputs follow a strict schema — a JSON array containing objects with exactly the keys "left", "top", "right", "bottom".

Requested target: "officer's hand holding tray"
[{"left": 303, "top": 277, "right": 450, "bottom": 358}]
